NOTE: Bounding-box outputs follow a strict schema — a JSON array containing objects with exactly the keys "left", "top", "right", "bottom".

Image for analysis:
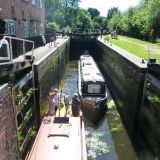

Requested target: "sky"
[{"left": 79, "top": 0, "right": 140, "bottom": 16}]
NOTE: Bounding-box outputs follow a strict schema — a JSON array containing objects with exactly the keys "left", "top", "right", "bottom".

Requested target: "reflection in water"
[
  {"left": 61, "top": 61, "right": 78, "bottom": 101},
  {"left": 86, "top": 131, "right": 110, "bottom": 158},
  {"left": 84, "top": 117, "right": 118, "bottom": 160},
  {"left": 62, "top": 60, "right": 138, "bottom": 160}
]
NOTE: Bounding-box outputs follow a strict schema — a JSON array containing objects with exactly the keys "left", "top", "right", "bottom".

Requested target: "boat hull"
[
  {"left": 78, "top": 55, "right": 108, "bottom": 123},
  {"left": 80, "top": 96, "right": 107, "bottom": 123}
]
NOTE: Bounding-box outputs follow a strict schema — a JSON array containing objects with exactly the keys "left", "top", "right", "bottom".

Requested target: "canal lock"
[{"left": 0, "top": 36, "right": 160, "bottom": 159}]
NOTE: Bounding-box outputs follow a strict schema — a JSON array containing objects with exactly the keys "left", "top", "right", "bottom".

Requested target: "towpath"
[
  {"left": 118, "top": 36, "right": 160, "bottom": 54},
  {"left": 34, "top": 37, "right": 69, "bottom": 63}
]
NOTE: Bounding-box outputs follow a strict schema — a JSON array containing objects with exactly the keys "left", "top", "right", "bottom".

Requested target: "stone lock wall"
[
  {"left": 0, "top": 84, "right": 18, "bottom": 160},
  {"left": 95, "top": 40, "right": 147, "bottom": 136},
  {"left": 34, "top": 39, "right": 70, "bottom": 127},
  {"left": 69, "top": 37, "right": 147, "bottom": 135},
  {"left": 70, "top": 37, "right": 96, "bottom": 60}
]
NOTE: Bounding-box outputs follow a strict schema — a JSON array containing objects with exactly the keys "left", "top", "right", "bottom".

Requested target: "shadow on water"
[
  {"left": 84, "top": 116, "right": 119, "bottom": 160},
  {"left": 62, "top": 60, "right": 138, "bottom": 160},
  {"left": 84, "top": 92, "right": 138, "bottom": 160}
]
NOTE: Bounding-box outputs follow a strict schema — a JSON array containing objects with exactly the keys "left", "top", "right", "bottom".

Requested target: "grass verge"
[{"left": 104, "top": 35, "right": 160, "bottom": 62}]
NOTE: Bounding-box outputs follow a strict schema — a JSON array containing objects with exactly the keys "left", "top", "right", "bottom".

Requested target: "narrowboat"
[
  {"left": 27, "top": 116, "right": 87, "bottom": 160},
  {"left": 78, "top": 54, "right": 108, "bottom": 121}
]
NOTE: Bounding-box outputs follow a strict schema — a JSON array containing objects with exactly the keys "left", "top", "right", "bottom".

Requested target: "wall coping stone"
[
  {"left": 98, "top": 38, "right": 147, "bottom": 69},
  {"left": 34, "top": 38, "right": 70, "bottom": 66}
]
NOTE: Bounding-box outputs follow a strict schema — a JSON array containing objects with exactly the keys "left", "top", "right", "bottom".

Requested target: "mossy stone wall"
[
  {"left": 34, "top": 39, "right": 70, "bottom": 126},
  {"left": 95, "top": 40, "right": 147, "bottom": 135}
]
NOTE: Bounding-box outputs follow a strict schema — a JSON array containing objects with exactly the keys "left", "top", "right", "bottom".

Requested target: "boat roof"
[
  {"left": 27, "top": 117, "right": 82, "bottom": 160},
  {"left": 80, "top": 55, "right": 105, "bottom": 83}
]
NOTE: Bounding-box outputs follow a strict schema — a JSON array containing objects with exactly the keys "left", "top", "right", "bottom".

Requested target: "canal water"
[{"left": 62, "top": 60, "right": 138, "bottom": 160}]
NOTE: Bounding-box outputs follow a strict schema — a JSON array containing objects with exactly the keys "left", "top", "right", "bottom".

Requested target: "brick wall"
[
  {"left": 0, "top": 84, "right": 18, "bottom": 160},
  {"left": 0, "top": 0, "right": 45, "bottom": 38}
]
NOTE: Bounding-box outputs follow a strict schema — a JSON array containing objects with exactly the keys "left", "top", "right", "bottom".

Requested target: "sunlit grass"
[
  {"left": 120, "top": 36, "right": 160, "bottom": 49},
  {"left": 103, "top": 35, "right": 160, "bottom": 62}
]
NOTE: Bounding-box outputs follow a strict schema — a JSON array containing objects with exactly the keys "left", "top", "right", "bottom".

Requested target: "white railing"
[{"left": 0, "top": 36, "right": 34, "bottom": 65}]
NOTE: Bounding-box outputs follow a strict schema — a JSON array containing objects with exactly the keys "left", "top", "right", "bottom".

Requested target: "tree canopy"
[
  {"left": 107, "top": 0, "right": 160, "bottom": 41},
  {"left": 45, "top": 0, "right": 160, "bottom": 41},
  {"left": 107, "top": 7, "right": 119, "bottom": 19},
  {"left": 87, "top": 8, "right": 100, "bottom": 19},
  {"left": 45, "top": 1, "right": 103, "bottom": 30}
]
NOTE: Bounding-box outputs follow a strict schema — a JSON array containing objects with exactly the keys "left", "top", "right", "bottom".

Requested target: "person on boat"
[
  {"left": 48, "top": 90, "right": 55, "bottom": 116},
  {"left": 51, "top": 88, "right": 59, "bottom": 113},
  {"left": 71, "top": 93, "right": 80, "bottom": 117},
  {"left": 48, "top": 88, "right": 59, "bottom": 116},
  {"left": 84, "top": 50, "right": 89, "bottom": 55},
  {"left": 64, "top": 95, "right": 70, "bottom": 112}
]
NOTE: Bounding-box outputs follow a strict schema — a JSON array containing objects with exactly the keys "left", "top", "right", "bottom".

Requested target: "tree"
[
  {"left": 60, "top": 0, "right": 81, "bottom": 27},
  {"left": 93, "top": 16, "right": 106, "bottom": 27},
  {"left": 45, "top": 0, "right": 60, "bottom": 22},
  {"left": 45, "top": 0, "right": 81, "bottom": 28},
  {"left": 107, "top": 12, "right": 121, "bottom": 30},
  {"left": 60, "top": 0, "right": 80, "bottom": 9},
  {"left": 47, "top": 22, "right": 60, "bottom": 30},
  {"left": 92, "top": 21, "right": 100, "bottom": 29},
  {"left": 106, "top": 0, "right": 160, "bottom": 40},
  {"left": 87, "top": 8, "right": 100, "bottom": 19},
  {"left": 76, "top": 9, "right": 93, "bottom": 29},
  {"left": 107, "top": 7, "right": 119, "bottom": 19},
  {"left": 144, "top": 0, "right": 160, "bottom": 38},
  {"left": 120, "top": 7, "right": 138, "bottom": 36}
]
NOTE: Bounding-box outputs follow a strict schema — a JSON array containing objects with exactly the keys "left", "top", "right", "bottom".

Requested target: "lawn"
[{"left": 103, "top": 35, "right": 160, "bottom": 62}]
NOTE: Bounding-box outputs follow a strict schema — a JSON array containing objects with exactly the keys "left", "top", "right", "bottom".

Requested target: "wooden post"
[{"left": 33, "top": 65, "right": 41, "bottom": 131}]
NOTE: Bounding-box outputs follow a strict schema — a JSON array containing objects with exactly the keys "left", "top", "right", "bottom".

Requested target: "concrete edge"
[
  {"left": 34, "top": 38, "right": 69, "bottom": 66},
  {"left": 97, "top": 38, "right": 147, "bottom": 69}
]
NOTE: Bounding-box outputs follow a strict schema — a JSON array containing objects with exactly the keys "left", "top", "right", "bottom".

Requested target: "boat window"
[
  {"left": 101, "top": 84, "right": 105, "bottom": 94},
  {"left": 85, "top": 62, "right": 91, "bottom": 65},
  {"left": 54, "top": 117, "right": 69, "bottom": 123},
  {"left": 84, "top": 73, "right": 90, "bottom": 75},
  {"left": 96, "top": 73, "right": 102, "bottom": 76},
  {"left": 82, "top": 83, "right": 88, "bottom": 93},
  {"left": 88, "top": 84, "right": 101, "bottom": 94}
]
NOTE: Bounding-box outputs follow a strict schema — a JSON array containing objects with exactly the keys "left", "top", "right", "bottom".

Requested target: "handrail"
[
  {"left": 0, "top": 37, "right": 10, "bottom": 61},
  {"left": 0, "top": 36, "right": 34, "bottom": 65}
]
